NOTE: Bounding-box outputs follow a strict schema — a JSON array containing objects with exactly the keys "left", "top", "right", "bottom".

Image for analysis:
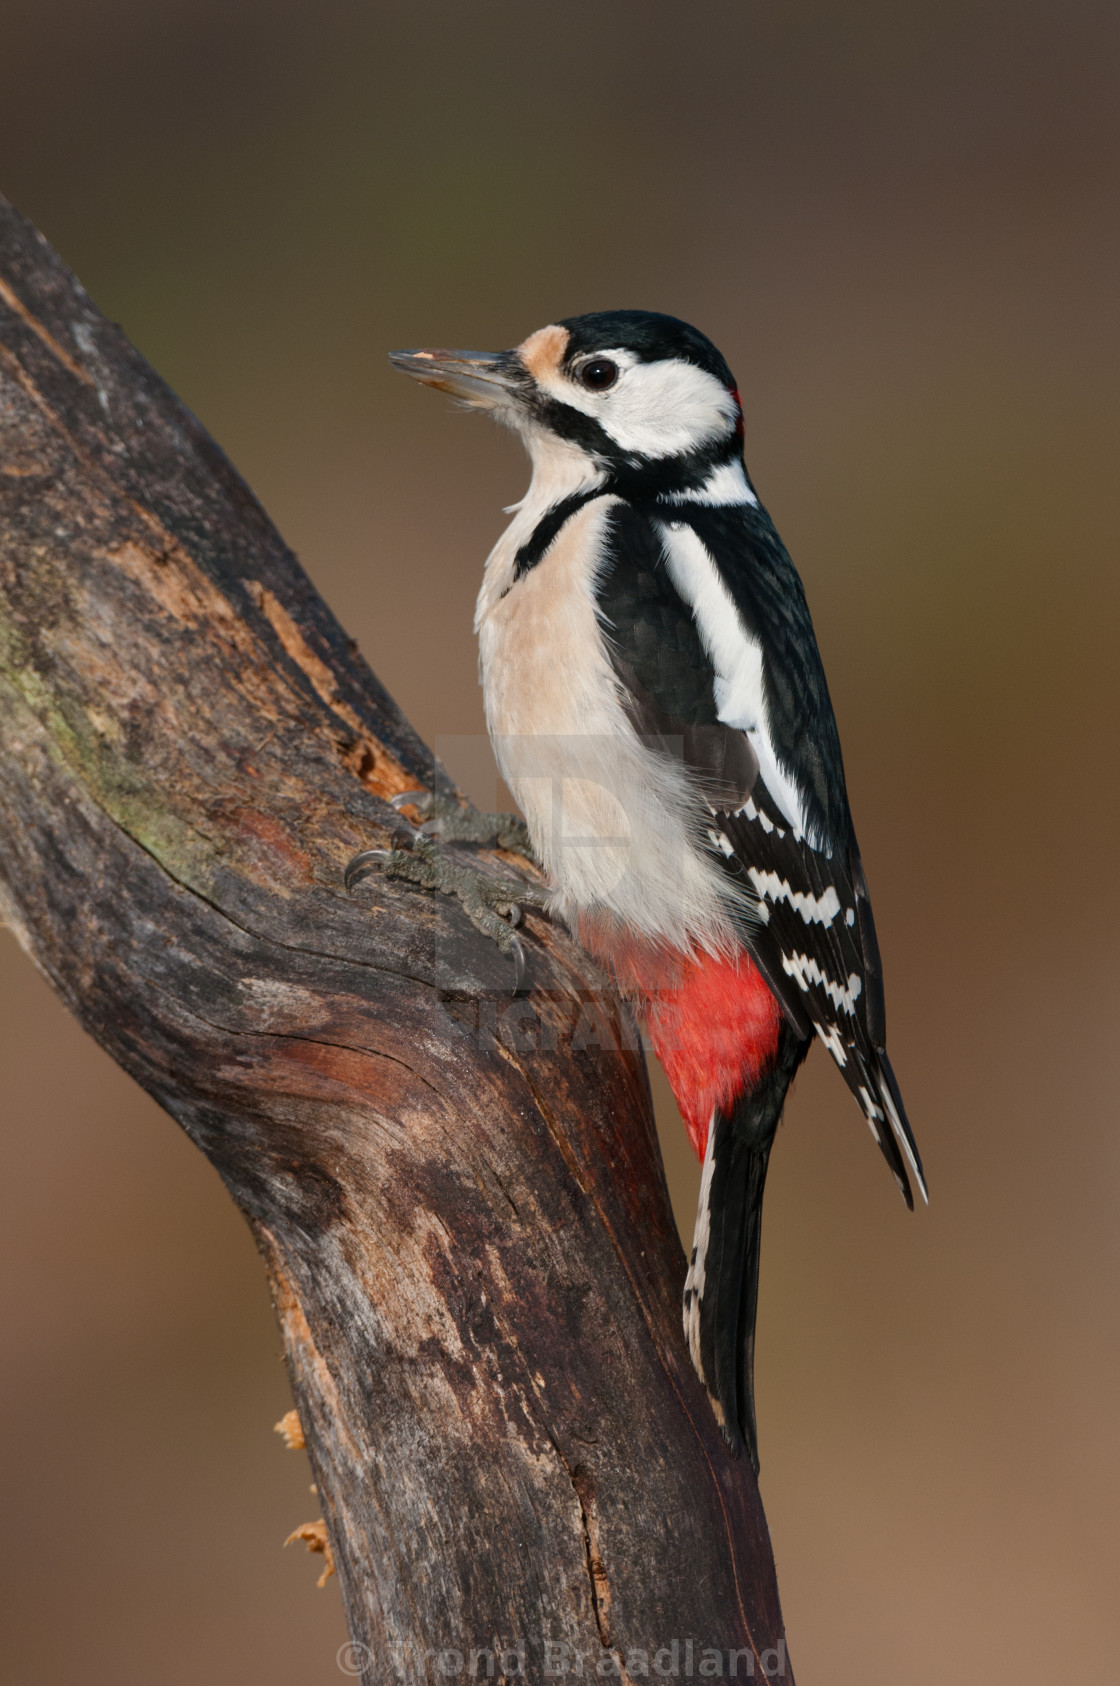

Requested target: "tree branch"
[{"left": 0, "top": 197, "right": 791, "bottom": 1683}]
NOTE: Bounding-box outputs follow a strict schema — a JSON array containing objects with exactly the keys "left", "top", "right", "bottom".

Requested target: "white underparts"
[
  {"left": 496, "top": 428, "right": 605, "bottom": 522},
  {"left": 476, "top": 493, "right": 748, "bottom": 953}
]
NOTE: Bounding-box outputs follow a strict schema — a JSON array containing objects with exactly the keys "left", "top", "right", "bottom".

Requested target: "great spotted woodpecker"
[{"left": 386, "top": 311, "right": 926, "bottom": 1469}]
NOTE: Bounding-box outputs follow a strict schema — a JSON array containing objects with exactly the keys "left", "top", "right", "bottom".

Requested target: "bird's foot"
[
  {"left": 345, "top": 826, "right": 548, "bottom": 993},
  {"left": 390, "top": 788, "right": 536, "bottom": 860}
]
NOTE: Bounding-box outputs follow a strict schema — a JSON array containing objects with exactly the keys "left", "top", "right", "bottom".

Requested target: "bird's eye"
[{"left": 577, "top": 358, "right": 618, "bottom": 392}]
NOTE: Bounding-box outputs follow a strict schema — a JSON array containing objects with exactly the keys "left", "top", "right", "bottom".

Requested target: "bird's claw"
[
  {"left": 390, "top": 789, "right": 432, "bottom": 816},
  {"left": 386, "top": 789, "right": 536, "bottom": 860},
  {"left": 344, "top": 848, "right": 393, "bottom": 892},
  {"left": 345, "top": 831, "right": 545, "bottom": 993},
  {"left": 507, "top": 932, "right": 527, "bottom": 996}
]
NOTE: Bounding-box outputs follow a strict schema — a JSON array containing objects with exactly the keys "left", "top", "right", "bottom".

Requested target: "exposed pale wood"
[{"left": 0, "top": 197, "right": 792, "bottom": 1683}]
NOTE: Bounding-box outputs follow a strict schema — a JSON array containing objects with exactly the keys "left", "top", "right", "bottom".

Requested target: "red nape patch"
[{"left": 578, "top": 919, "right": 782, "bottom": 1161}]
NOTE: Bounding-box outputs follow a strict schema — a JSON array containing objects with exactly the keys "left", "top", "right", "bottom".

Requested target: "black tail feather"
[
  {"left": 703, "top": 1119, "right": 772, "bottom": 1468},
  {"left": 683, "top": 1025, "right": 807, "bottom": 1471}
]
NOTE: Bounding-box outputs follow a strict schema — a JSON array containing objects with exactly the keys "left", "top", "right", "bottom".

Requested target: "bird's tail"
[{"left": 682, "top": 1026, "right": 805, "bottom": 1471}]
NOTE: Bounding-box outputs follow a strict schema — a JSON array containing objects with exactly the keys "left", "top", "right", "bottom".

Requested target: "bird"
[{"left": 384, "top": 310, "right": 926, "bottom": 1470}]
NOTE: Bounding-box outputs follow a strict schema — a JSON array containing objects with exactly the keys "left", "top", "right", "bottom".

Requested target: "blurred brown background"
[{"left": 1, "top": 1, "right": 1118, "bottom": 1680}]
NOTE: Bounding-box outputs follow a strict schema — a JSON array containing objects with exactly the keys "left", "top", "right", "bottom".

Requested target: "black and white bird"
[{"left": 388, "top": 311, "right": 926, "bottom": 1469}]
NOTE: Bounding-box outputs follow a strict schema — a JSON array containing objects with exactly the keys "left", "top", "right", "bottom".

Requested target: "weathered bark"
[{"left": 0, "top": 198, "right": 791, "bottom": 1682}]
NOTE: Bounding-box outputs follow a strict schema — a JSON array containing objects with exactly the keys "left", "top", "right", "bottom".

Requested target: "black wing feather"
[
  {"left": 718, "top": 798, "right": 923, "bottom": 1204},
  {"left": 594, "top": 496, "right": 926, "bottom": 1204}
]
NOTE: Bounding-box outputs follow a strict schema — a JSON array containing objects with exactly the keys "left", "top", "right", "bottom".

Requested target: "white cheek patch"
[{"left": 535, "top": 351, "right": 739, "bottom": 459}]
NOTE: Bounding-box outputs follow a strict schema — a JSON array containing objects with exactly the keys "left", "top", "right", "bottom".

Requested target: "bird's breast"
[
  {"left": 477, "top": 498, "right": 619, "bottom": 740},
  {"left": 475, "top": 498, "right": 743, "bottom": 953}
]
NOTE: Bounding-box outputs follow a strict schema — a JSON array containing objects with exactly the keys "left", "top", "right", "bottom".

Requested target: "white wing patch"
[
  {"left": 781, "top": 950, "right": 863, "bottom": 1016},
  {"left": 659, "top": 521, "right": 814, "bottom": 842},
  {"left": 746, "top": 866, "right": 841, "bottom": 927}
]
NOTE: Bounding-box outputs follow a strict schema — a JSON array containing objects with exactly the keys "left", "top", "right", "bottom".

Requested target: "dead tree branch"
[{"left": 0, "top": 197, "right": 791, "bottom": 1683}]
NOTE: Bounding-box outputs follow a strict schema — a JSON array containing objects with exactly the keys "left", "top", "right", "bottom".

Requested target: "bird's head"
[{"left": 390, "top": 310, "right": 745, "bottom": 495}]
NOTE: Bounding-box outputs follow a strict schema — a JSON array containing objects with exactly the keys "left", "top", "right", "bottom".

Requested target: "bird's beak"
[{"left": 388, "top": 348, "right": 524, "bottom": 411}]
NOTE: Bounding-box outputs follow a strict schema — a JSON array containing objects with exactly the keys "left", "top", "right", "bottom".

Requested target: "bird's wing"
[
  {"left": 594, "top": 498, "right": 926, "bottom": 1204},
  {"left": 716, "top": 790, "right": 924, "bottom": 1204}
]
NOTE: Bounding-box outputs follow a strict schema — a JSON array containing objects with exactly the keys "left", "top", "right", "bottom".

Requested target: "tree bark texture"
[{"left": 0, "top": 198, "right": 791, "bottom": 1683}]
